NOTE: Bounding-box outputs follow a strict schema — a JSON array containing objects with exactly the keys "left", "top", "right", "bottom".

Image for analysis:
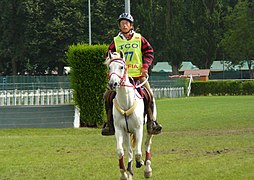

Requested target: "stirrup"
[{"left": 101, "top": 123, "right": 115, "bottom": 136}]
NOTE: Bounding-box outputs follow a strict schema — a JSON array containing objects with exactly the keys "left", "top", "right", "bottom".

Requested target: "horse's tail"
[{"left": 131, "top": 133, "right": 136, "bottom": 149}]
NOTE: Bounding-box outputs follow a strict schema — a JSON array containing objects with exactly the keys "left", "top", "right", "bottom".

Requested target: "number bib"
[{"left": 114, "top": 33, "right": 142, "bottom": 77}]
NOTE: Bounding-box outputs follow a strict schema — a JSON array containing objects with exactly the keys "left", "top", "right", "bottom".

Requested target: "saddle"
[{"left": 105, "top": 84, "right": 152, "bottom": 118}]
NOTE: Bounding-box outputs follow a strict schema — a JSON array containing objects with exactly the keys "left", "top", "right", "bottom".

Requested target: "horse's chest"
[{"left": 114, "top": 113, "right": 142, "bottom": 130}]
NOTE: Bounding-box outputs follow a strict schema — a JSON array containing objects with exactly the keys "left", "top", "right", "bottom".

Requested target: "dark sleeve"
[
  {"left": 108, "top": 40, "right": 116, "bottom": 52},
  {"left": 141, "top": 36, "right": 154, "bottom": 70}
]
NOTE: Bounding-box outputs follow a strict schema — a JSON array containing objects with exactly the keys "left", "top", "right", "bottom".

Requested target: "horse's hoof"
[
  {"left": 120, "top": 169, "right": 128, "bottom": 180},
  {"left": 127, "top": 171, "right": 133, "bottom": 180},
  {"left": 144, "top": 171, "right": 152, "bottom": 178},
  {"left": 120, "top": 169, "right": 132, "bottom": 180},
  {"left": 144, "top": 160, "right": 152, "bottom": 178},
  {"left": 136, "top": 160, "right": 144, "bottom": 168}
]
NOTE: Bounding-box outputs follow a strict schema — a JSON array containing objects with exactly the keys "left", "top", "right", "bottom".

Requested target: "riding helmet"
[{"left": 118, "top": 13, "right": 134, "bottom": 23}]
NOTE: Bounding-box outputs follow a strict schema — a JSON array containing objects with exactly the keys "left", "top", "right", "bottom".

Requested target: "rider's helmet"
[{"left": 118, "top": 13, "right": 134, "bottom": 24}]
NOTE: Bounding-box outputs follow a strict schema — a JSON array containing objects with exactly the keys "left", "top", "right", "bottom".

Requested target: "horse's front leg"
[
  {"left": 134, "top": 126, "right": 144, "bottom": 168},
  {"left": 115, "top": 128, "right": 131, "bottom": 180},
  {"left": 115, "top": 128, "right": 125, "bottom": 175},
  {"left": 144, "top": 133, "right": 153, "bottom": 178},
  {"left": 125, "top": 133, "right": 134, "bottom": 177}
]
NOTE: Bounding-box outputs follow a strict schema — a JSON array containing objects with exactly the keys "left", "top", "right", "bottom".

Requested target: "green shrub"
[
  {"left": 191, "top": 80, "right": 254, "bottom": 96},
  {"left": 66, "top": 43, "right": 108, "bottom": 127},
  {"left": 242, "top": 81, "right": 254, "bottom": 95}
]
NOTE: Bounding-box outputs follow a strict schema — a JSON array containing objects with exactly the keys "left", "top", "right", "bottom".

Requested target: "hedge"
[
  {"left": 66, "top": 43, "right": 108, "bottom": 127},
  {"left": 191, "top": 80, "right": 254, "bottom": 96}
]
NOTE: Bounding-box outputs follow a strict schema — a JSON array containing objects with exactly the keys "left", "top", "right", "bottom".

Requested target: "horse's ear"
[
  {"left": 104, "top": 51, "right": 111, "bottom": 65},
  {"left": 106, "top": 51, "right": 109, "bottom": 58},
  {"left": 108, "top": 50, "right": 113, "bottom": 60},
  {"left": 119, "top": 50, "right": 124, "bottom": 59}
]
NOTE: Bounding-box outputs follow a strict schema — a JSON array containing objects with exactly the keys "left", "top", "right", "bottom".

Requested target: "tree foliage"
[
  {"left": 182, "top": 0, "right": 223, "bottom": 69},
  {"left": 0, "top": 0, "right": 27, "bottom": 75},
  {"left": 0, "top": 0, "right": 253, "bottom": 77},
  {"left": 0, "top": 0, "right": 85, "bottom": 75},
  {"left": 221, "top": 0, "right": 254, "bottom": 78}
]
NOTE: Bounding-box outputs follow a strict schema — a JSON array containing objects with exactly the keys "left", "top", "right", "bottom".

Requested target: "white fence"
[
  {"left": 0, "top": 87, "right": 185, "bottom": 106},
  {"left": 0, "top": 89, "right": 73, "bottom": 106},
  {"left": 153, "top": 87, "right": 185, "bottom": 99}
]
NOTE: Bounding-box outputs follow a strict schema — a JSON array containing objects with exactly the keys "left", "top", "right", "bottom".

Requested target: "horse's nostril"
[{"left": 109, "top": 83, "right": 113, "bottom": 89}]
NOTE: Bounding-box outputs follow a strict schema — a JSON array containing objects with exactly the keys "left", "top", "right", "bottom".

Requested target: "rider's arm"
[
  {"left": 108, "top": 41, "right": 116, "bottom": 52},
  {"left": 141, "top": 36, "right": 154, "bottom": 75}
]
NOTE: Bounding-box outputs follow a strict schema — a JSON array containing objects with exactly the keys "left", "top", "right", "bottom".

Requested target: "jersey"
[{"left": 114, "top": 33, "right": 142, "bottom": 77}]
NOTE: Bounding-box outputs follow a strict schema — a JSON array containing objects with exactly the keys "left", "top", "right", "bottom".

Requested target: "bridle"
[
  {"left": 107, "top": 56, "right": 149, "bottom": 99},
  {"left": 107, "top": 58, "right": 127, "bottom": 86}
]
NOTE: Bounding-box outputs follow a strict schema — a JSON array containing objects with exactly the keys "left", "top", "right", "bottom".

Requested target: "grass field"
[{"left": 0, "top": 96, "right": 253, "bottom": 179}]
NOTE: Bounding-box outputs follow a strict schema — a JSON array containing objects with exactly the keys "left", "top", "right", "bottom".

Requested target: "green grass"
[{"left": 0, "top": 96, "right": 253, "bottom": 179}]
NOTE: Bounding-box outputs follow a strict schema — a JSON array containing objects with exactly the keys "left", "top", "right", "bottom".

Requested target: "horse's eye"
[{"left": 120, "top": 66, "right": 124, "bottom": 70}]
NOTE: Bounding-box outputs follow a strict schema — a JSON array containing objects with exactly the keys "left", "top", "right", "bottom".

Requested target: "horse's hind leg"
[{"left": 144, "top": 134, "right": 153, "bottom": 178}]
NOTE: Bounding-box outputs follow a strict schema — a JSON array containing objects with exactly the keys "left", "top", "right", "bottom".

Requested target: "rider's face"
[{"left": 119, "top": 20, "right": 132, "bottom": 33}]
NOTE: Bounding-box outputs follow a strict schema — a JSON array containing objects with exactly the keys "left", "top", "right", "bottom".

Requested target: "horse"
[{"left": 104, "top": 51, "right": 153, "bottom": 180}]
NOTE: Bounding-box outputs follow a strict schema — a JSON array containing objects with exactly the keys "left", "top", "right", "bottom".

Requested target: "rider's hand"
[{"left": 141, "top": 67, "right": 148, "bottom": 77}]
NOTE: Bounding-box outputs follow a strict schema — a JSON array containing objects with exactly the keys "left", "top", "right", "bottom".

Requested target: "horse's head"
[{"left": 104, "top": 51, "right": 127, "bottom": 90}]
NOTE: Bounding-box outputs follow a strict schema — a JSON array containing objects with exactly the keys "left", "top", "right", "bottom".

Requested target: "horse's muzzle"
[{"left": 109, "top": 82, "right": 118, "bottom": 90}]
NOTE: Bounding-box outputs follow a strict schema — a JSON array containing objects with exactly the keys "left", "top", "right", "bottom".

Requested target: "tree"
[
  {"left": 90, "top": 0, "right": 123, "bottom": 44},
  {"left": 165, "top": 0, "right": 189, "bottom": 74},
  {"left": 187, "top": 0, "right": 223, "bottom": 69},
  {"left": 0, "top": 0, "right": 28, "bottom": 75},
  {"left": 0, "top": 0, "right": 85, "bottom": 75},
  {"left": 25, "top": 0, "right": 85, "bottom": 75},
  {"left": 221, "top": 0, "right": 254, "bottom": 78}
]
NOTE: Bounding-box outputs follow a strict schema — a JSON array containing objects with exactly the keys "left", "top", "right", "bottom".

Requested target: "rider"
[{"left": 102, "top": 13, "right": 162, "bottom": 136}]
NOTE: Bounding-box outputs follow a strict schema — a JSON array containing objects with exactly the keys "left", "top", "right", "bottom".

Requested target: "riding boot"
[
  {"left": 147, "top": 101, "right": 162, "bottom": 135},
  {"left": 101, "top": 90, "right": 115, "bottom": 136}
]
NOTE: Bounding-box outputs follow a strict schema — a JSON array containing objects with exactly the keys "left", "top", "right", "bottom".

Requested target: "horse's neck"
[{"left": 115, "top": 76, "right": 136, "bottom": 109}]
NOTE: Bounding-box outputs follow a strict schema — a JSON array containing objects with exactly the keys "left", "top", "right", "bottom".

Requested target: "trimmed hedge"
[
  {"left": 191, "top": 80, "right": 254, "bottom": 96},
  {"left": 66, "top": 43, "right": 108, "bottom": 127}
]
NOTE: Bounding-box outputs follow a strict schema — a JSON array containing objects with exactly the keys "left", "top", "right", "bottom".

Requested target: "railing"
[
  {"left": 0, "top": 76, "right": 70, "bottom": 90},
  {"left": 0, "top": 87, "right": 185, "bottom": 106},
  {"left": 152, "top": 87, "right": 185, "bottom": 99},
  {"left": 0, "top": 76, "right": 186, "bottom": 106},
  {"left": 150, "top": 79, "right": 186, "bottom": 98},
  {"left": 0, "top": 89, "right": 73, "bottom": 106}
]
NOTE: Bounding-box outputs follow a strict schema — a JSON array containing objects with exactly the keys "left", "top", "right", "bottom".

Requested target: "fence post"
[
  {"left": 35, "top": 89, "right": 40, "bottom": 105},
  {"left": 17, "top": 90, "right": 21, "bottom": 105},
  {"left": 60, "top": 89, "right": 64, "bottom": 104},
  {"left": 29, "top": 91, "right": 34, "bottom": 105},
  {"left": 0, "top": 92, "right": 4, "bottom": 105},
  {"left": 74, "top": 106, "right": 80, "bottom": 128},
  {"left": 24, "top": 91, "right": 28, "bottom": 105},
  {"left": 50, "top": 90, "right": 54, "bottom": 105},
  {"left": 46, "top": 90, "right": 50, "bottom": 105}
]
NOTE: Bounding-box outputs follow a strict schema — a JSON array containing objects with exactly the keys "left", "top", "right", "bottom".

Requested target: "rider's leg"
[
  {"left": 140, "top": 77, "right": 162, "bottom": 135},
  {"left": 101, "top": 90, "right": 116, "bottom": 136}
]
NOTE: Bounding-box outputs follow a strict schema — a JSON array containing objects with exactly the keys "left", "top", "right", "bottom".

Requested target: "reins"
[
  {"left": 108, "top": 57, "right": 147, "bottom": 99},
  {"left": 108, "top": 56, "right": 146, "bottom": 133}
]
